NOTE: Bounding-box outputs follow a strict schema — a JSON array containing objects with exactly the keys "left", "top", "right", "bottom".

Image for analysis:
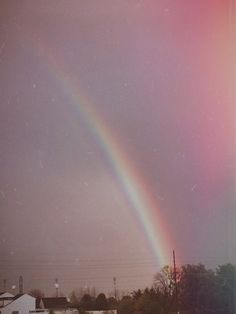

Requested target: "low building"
[
  {"left": 85, "top": 310, "right": 117, "bottom": 314},
  {"left": 35, "top": 297, "right": 78, "bottom": 314},
  {"left": 0, "top": 294, "right": 36, "bottom": 314},
  {"left": 0, "top": 292, "right": 14, "bottom": 308}
]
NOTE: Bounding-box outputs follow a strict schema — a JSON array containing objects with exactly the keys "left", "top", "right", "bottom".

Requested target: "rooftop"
[{"left": 40, "top": 297, "right": 70, "bottom": 309}]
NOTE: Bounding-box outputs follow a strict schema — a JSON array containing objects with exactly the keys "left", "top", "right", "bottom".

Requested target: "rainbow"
[{"left": 31, "top": 36, "right": 174, "bottom": 267}]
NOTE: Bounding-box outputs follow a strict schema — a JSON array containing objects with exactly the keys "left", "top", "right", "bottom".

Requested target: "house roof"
[
  {"left": 0, "top": 293, "right": 35, "bottom": 309},
  {"left": 0, "top": 294, "right": 23, "bottom": 308},
  {"left": 13, "top": 294, "right": 24, "bottom": 300},
  {"left": 41, "top": 297, "right": 70, "bottom": 309},
  {"left": 36, "top": 298, "right": 41, "bottom": 309},
  {"left": 0, "top": 292, "right": 14, "bottom": 299}
]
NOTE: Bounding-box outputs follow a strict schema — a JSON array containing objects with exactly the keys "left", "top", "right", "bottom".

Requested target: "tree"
[
  {"left": 79, "top": 294, "right": 95, "bottom": 312},
  {"left": 29, "top": 289, "right": 44, "bottom": 298},
  {"left": 69, "top": 290, "right": 80, "bottom": 306},
  {"left": 91, "top": 287, "right": 97, "bottom": 298},
  {"left": 134, "top": 288, "right": 163, "bottom": 314},
  {"left": 153, "top": 265, "right": 177, "bottom": 313},
  {"left": 153, "top": 265, "right": 176, "bottom": 297},
  {"left": 178, "top": 264, "right": 216, "bottom": 313},
  {"left": 131, "top": 289, "right": 142, "bottom": 300},
  {"left": 117, "top": 296, "right": 134, "bottom": 314},
  {"left": 107, "top": 297, "right": 118, "bottom": 309},
  {"left": 216, "top": 264, "right": 236, "bottom": 314},
  {"left": 95, "top": 293, "right": 108, "bottom": 310}
]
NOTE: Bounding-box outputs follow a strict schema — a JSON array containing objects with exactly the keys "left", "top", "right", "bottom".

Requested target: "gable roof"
[
  {"left": 0, "top": 292, "right": 14, "bottom": 298},
  {"left": 41, "top": 297, "right": 69, "bottom": 309},
  {"left": 0, "top": 294, "right": 35, "bottom": 309},
  {"left": 13, "top": 294, "right": 26, "bottom": 300},
  {"left": 36, "top": 298, "right": 41, "bottom": 309}
]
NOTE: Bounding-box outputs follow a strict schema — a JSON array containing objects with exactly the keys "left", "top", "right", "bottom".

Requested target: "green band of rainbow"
[{"left": 31, "top": 36, "right": 174, "bottom": 267}]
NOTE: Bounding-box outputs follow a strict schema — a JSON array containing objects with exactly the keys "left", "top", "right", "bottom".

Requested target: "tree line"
[{"left": 30, "top": 263, "right": 236, "bottom": 314}]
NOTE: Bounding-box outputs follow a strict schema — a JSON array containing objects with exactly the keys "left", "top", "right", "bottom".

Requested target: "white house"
[
  {"left": 0, "top": 294, "right": 36, "bottom": 314},
  {"left": 0, "top": 293, "right": 14, "bottom": 308}
]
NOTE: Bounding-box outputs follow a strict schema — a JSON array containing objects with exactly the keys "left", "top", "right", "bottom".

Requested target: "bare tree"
[
  {"left": 153, "top": 265, "right": 175, "bottom": 297},
  {"left": 29, "top": 289, "right": 45, "bottom": 298}
]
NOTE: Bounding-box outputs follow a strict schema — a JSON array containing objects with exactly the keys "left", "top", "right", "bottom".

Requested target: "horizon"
[{"left": 0, "top": 0, "right": 234, "bottom": 298}]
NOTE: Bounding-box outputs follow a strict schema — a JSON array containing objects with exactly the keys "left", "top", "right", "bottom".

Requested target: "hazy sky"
[{"left": 0, "top": 0, "right": 235, "bottom": 296}]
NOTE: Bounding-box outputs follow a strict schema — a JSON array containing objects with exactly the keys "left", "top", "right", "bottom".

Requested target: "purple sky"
[{"left": 0, "top": 1, "right": 235, "bottom": 296}]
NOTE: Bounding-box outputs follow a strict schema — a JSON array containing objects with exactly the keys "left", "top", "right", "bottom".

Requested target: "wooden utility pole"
[{"left": 173, "top": 250, "right": 178, "bottom": 314}]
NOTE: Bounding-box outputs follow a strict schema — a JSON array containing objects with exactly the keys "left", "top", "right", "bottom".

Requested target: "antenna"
[
  {"left": 19, "top": 276, "right": 23, "bottom": 294},
  {"left": 3, "top": 279, "right": 6, "bottom": 292}
]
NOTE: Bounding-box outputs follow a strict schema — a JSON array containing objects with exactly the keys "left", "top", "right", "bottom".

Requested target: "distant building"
[
  {"left": 34, "top": 297, "right": 78, "bottom": 314},
  {"left": 85, "top": 310, "right": 117, "bottom": 314},
  {"left": 0, "top": 293, "right": 36, "bottom": 314}
]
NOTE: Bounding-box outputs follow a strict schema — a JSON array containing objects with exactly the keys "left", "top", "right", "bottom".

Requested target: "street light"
[{"left": 55, "top": 278, "right": 59, "bottom": 297}]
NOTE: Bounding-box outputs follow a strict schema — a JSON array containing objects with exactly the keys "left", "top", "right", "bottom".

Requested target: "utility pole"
[
  {"left": 113, "top": 277, "right": 117, "bottom": 300},
  {"left": 3, "top": 279, "right": 6, "bottom": 292},
  {"left": 19, "top": 276, "right": 23, "bottom": 294},
  {"left": 173, "top": 250, "right": 178, "bottom": 314},
  {"left": 55, "top": 278, "right": 59, "bottom": 297}
]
